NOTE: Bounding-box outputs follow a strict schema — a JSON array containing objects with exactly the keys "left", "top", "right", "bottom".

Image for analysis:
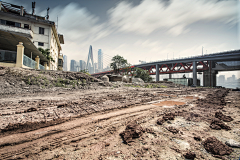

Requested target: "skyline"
[{"left": 6, "top": 0, "right": 240, "bottom": 78}]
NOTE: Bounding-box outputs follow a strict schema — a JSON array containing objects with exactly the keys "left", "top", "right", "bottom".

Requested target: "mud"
[
  {"left": 0, "top": 71, "right": 239, "bottom": 160},
  {"left": 203, "top": 136, "right": 233, "bottom": 156},
  {"left": 167, "top": 126, "right": 179, "bottom": 134},
  {"left": 183, "top": 151, "right": 196, "bottom": 159},
  {"left": 210, "top": 119, "right": 231, "bottom": 131},
  {"left": 215, "top": 111, "right": 233, "bottom": 122},
  {"left": 153, "top": 100, "right": 185, "bottom": 106},
  {"left": 119, "top": 121, "right": 144, "bottom": 144}
]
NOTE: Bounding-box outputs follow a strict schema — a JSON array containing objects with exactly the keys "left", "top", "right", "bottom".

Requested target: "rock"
[
  {"left": 225, "top": 139, "right": 240, "bottom": 148},
  {"left": 210, "top": 119, "right": 231, "bottom": 131},
  {"left": 101, "top": 75, "right": 109, "bottom": 82},
  {"left": 132, "top": 78, "right": 144, "bottom": 83},
  {"left": 122, "top": 75, "right": 130, "bottom": 83}
]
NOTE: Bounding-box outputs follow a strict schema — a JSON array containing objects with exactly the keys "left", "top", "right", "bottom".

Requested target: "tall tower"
[
  {"left": 86, "top": 45, "right": 94, "bottom": 72},
  {"left": 98, "top": 49, "right": 103, "bottom": 71}
]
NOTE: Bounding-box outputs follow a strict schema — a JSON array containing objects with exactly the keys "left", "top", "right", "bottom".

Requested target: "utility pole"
[{"left": 202, "top": 46, "right": 203, "bottom": 56}]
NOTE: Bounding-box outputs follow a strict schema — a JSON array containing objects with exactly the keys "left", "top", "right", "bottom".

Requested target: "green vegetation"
[
  {"left": 133, "top": 67, "right": 153, "bottom": 82},
  {"left": 110, "top": 55, "right": 128, "bottom": 73},
  {"left": 38, "top": 48, "right": 55, "bottom": 63},
  {"left": 79, "top": 69, "right": 91, "bottom": 76}
]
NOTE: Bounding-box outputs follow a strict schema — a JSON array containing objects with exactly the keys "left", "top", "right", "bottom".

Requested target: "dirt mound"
[
  {"left": 119, "top": 121, "right": 144, "bottom": 144},
  {"left": 203, "top": 137, "right": 233, "bottom": 156},
  {"left": 215, "top": 111, "right": 233, "bottom": 122},
  {"left": 210, "top": 119, "right": 231, "bottom": 130},
  {"left": 0, "top": 66, "right": 104, "bottom": 96},
  {"left": 183, "top": 151, "right": 196, "bottom": 159},
  {"left": 157, "top": 112, "right": 175, "bottom": 125},
  {"left": 166, "top": 126, "right": 179, "bottom": 134}
]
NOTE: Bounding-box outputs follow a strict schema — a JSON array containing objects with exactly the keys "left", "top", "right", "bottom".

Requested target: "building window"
[
  {"left": 0, "top": 19, "right": 6, "bottom": 25},
  {"left": 38, "top": 42, "right": 44, "bottom": 46},
  {"left": 15, "top": 22, "right": 21, "bottom": 27},
  {"left": 24, "top": 24, "right": 29, "bottom": 29},
  {"left": 39, "top": 27, "right": 44, "bottom": 34}
]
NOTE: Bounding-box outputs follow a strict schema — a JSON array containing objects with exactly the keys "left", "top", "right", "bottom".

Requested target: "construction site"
[{"left": 0, "top": 66, "right": 239, "bottom": 160}]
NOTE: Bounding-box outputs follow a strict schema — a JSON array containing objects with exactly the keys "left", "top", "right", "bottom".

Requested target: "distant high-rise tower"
[
  {"left": 98, "top": 49, "right": 103, "bottom": 71},
  {"left": 70, "top": 60, "right": 76, "bottom": 72},
  {"left": 79, "top": 60, "right": 86, "bottom": 71},
  {"left": 86, "top": 45, "right": 94, "bottom": 72},
  {"left": 63, "top": 55, "right": 68, "bottom": 71}
]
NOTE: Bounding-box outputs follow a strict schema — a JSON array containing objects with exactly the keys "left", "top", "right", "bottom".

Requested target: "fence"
[
  {"left": 23, "top": 55, "right": 36, "bottom": 69},
  {"left": 39, "top": 64, "right": 45, "bottom": 70},
  {"left": 0, "top": 49, "right": 17, "bottom": 63}
]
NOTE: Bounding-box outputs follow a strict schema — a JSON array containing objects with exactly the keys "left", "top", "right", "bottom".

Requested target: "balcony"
[{"left": 0, "top": 24, "right": 33, "bottom": 38}]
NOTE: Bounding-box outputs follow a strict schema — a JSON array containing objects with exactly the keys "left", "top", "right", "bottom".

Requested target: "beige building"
[{"left": 0, "top": 1, "right": 64, "bottom": 70}]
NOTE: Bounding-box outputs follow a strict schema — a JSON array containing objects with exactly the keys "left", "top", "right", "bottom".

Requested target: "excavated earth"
[{"left": 0, "top": 67, "right": 240, "bottom": 160}]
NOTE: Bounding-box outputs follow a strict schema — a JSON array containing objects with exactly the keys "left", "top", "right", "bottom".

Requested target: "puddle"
[
  {"left": 184, "top": 96, "right": 199, "bottom": 99},
  {"left": 153, "top": 101, "right": 185, "bottom": 106}
]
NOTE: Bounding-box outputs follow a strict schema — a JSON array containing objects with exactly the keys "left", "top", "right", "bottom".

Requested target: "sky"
[{"left": 6, "top": 0, "right": 240, "bottom": 79}]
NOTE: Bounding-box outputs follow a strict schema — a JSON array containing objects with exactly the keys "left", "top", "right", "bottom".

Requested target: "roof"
[{"left": 0, "top": 30, "right": 48, "bottom": 62}]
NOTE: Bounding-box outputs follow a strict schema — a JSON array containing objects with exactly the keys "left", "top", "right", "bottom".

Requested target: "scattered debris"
[{"left": 215, "top": 111, "right": 233, "bottom": 122}]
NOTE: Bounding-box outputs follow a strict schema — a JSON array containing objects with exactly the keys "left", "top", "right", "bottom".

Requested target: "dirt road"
[{"left": 0, "top": 87, "right": 239, "bottom": 160}]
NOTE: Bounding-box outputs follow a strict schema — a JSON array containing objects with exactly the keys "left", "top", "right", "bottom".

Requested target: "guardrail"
[
  {"left": 0, "top": 49, "right": 17, "bottom": 63},
  {"left": 23, "top": 55, "right": 36, "bottom": 69},
  {"left": 39, "top": 64, "right": 45, "bottom": 70}
]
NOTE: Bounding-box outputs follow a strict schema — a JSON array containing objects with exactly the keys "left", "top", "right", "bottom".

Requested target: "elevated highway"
[{"left": 92, "top": 49, "right": 240, "bottom": 87}]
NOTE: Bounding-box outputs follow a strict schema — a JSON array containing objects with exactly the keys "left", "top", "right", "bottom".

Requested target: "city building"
[
  {"left": 98, "top": 49, "right": 103, "bottom": 71},
  {"left": 94, "top": 62, "right": 98, "bottom": 73},
  {"left": 218, "top": 75, "right": 225, "bottom": 84},
  {"left": 63, "top": 55, "right": 67, "bottom": 71},
  {"left": 0, "top": 1, "right": 64, "bottom": 70},
  {"left": 79, "top": 60, "right": 86, "bottom": 71},
  {"left": 70, "top": 60, "right": 76, "bottom": 72}
]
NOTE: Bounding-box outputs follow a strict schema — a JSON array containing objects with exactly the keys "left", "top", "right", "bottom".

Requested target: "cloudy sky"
[{"left": 7, "top": 0, "right": 240, "bottom": 79}]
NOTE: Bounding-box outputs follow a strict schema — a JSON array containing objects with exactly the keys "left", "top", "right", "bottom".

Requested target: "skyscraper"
[
  {"left": 98, "top": 49, "right": 103, "bottom": 71},
  {"left": 70, "top": 60, "right": 76, "bottom": 72},
  {"left": 79, "top": 60, "right": 86, "bottom": 71},
  {"left": 63, "top": 55, "right": 68, "bottom": 71}
]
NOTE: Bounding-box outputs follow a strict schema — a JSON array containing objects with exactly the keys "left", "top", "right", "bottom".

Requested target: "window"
[
  {"left": 6, "top": 20, "right": 15, "bottom": 26},
  {"left": 0, "top": 19, "right": 6, "bottom": 25},
  {"left": 15, "top": 22, "right": 21, "bottom": 27},
  {"left": 39, "top": 27, "right": 44, "bottom": 34},
  {"left": 38, "top": 42, "right": 44, "bottom": 46},
  {"left": 24, "top": 24, "right": 29, "bottom": 29}
]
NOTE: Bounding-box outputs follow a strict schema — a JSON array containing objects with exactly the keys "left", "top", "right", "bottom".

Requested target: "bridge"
[{"left": 91, "top": 49, "right": 240, "bottom": 87}]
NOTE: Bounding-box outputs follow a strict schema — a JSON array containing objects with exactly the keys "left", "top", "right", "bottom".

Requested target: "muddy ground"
[{"left": 0, "top": 67, "right": 240, "bottom": 160}]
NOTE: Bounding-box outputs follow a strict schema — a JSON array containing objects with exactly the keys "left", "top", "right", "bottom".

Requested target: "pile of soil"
[
  {"left": 215, "top": 111, "right": 233, "bottom": 122},
  {"left": 0, "top": 66, "right": 105, "bottom": 96},
  {"left": 157, "top": 112, "right": 175, "bottom": 125},
  {"left": 210, "top": 119, "right": 231, "bottom": 131},
  {"left": 183, "top": 151, "right": 196, "bottom": 159},
  {"left": 203, "top": 137, "right": 233, "bottom": 156},
  {"left": 166, "top": 126, "right": 179, "bottom": 134},
  {"left": 119, "top": 121, "right": 144, "bottom": 144}
]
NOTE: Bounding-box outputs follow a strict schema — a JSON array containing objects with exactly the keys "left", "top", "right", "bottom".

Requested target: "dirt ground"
[{"left": 0, "top": 67, "right": 240, "bottom": 160}]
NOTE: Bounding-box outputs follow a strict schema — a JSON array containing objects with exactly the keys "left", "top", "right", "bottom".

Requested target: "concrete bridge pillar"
[
  {"left": 203, "top": 61, "right": 217, "bottom": 87},
  {"left": 156, "top": 64, "right": 159, "bottom": 82},
  {"left": 193, "top": 61, "right": 197, "bottom": 86}
]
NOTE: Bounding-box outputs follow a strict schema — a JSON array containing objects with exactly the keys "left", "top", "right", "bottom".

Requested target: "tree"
[
  {"left": 133, "top": 67, "right": 153, "bottom": 82},
  {"left": 38, "top": 48, "right": 55, "bottom": 63},
  {"left": 110, "top": 55, "right": 128, "bottom": 73}
]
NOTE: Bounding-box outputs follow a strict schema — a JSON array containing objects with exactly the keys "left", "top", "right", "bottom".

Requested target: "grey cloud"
[{"left": 107, "top": 0, "right": 238, "bottom": 36}]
